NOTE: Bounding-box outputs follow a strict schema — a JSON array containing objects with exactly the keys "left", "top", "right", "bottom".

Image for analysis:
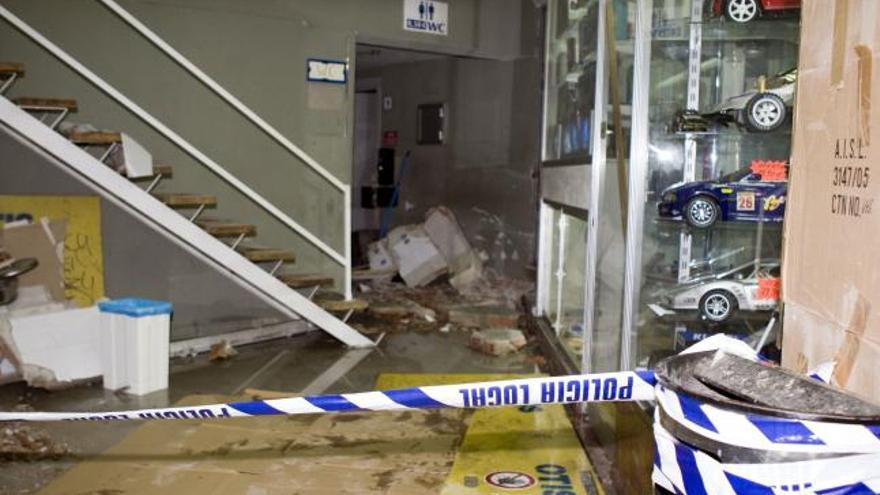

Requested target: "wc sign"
[{"left": 403, "top": 0, "right": 448, "bottom": 36}]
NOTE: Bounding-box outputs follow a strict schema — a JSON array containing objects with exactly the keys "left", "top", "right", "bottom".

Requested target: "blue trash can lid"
[{"left": 98, "top": 298, "right": 173, "bottom": 317}]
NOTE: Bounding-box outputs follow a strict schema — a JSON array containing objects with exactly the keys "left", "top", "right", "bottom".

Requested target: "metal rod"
[
  {"left": 269, "top": 259, "right": 284, "bottom": 276},
  {"left": 0, "top": 73, "right": 17, "bottom": 94},
  {"left": 0, "top": 5, "right": 347, "bottom": 267},
  {"left": 98, "top": 142, "right": 118, "bottom": 163},
  {"left": 343, "top": 185, "right": 352, "bottom": 301},
  {"left": 230, "top": 233, "right": 246, "bottom": 250},
  {"left": 582, "top": 0, "right": 610, "bottom": 376},
  {"left": 553, "top": 214, "right": 568, "bottom": 335},
  {"left": 188, "top": 203, "right": 206, "bottom": 222},
  {"left": 307, "top": 286, "right": 320, "bottom": 300},
  {"left": 619, "top": 0, "right": 653, "bottom": 371},
  {"left": 49, "top": 108, "right": 68, "bottom": 129},
  {"left": 342, "top": 309, "right": 354, "bottom": 324},
  {"left": 145, "top": 173, "right": 162, "bottom": 193}
]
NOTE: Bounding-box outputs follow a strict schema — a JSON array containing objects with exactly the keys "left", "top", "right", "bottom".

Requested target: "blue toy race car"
[{"left": 657, "top": 168, "right": 787, "bottom": 228}]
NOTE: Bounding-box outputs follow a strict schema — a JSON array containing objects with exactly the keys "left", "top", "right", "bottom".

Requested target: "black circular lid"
[{"left": 654, "top": 350, "right": 880, "bottom": 424}]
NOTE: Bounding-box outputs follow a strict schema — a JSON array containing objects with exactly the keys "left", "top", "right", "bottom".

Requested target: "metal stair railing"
[
  {"left": 0, "top": 8, "right": 372, "bottom": 347},
  {"left": 0, "top": 3, "right": 353, "bottom": 300},
  {"left": 0, "top": 97, "right": 373, "bottom": 348}
]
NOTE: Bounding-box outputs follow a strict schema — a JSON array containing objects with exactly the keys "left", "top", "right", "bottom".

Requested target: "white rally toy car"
[
  {"left": 651, "top": 261, "right": 779, "bottom": 323},
  {"left": 671, "top": 68, "right": 796, "bottom": 134},
  {"left": 712, "top": 68, "right": 796, "bottom": 133}
]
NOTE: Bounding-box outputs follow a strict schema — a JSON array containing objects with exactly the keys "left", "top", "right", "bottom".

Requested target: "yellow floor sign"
[{"left": 377, "top": 374, "right": 604, "bottom": 495}]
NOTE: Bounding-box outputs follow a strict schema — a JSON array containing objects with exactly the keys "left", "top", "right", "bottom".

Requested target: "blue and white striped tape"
[
  {"left": 655, "top": 385, "right": 880, "bottom": 455},
  {"left": 1, "top": 333, "right": 877, "bottom": 494},
  {"left": 652, "top": 421, "right": 880, "bottom": 495},
  {"left": 0, "top": 370, "right": 657, "bottom": 422}
]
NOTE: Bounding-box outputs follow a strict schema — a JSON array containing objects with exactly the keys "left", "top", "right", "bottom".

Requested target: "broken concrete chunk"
[
  {"left": 209, "top": 340, "right": 238, "bottom": 361},
  {"left": 470, "top": 328, "right": 527, "bottom": 356},
  {"left": 387, "top": 225, "right": 448, "bottom": 288},
  {"left": 448, "top": 304, "right": 519, "bottom": 328}
]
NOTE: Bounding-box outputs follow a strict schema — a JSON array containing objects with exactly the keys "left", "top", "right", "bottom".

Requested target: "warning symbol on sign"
[{"left": 485, "top": 471, "right": 536, "bottom": 490}]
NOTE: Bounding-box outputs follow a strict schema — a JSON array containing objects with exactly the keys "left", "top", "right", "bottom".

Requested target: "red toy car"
[{"left": 711, "top": 0, "right": 800, "bottom": 23}]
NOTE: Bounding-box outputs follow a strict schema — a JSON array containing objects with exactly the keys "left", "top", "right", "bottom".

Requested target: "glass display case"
[
  {"left": 628, "top": 0, "right": 797, "bottom": 368},
  {"left": 537, "top": 0, "right": 799, "bottom": 490}
]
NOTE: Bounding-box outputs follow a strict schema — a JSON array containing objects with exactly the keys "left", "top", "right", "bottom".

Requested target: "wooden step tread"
[
  {"left": 238, "top": 247, "right": 296, "bottom": 263},
  {"left": 68, "top": 131, "right": 121, "bottom": 145},
  {"left": 196, "top": 220, "right": 256, "bottom": 237},
  {"left": 0, "top": 63, "right": 25, "bottom": 76},
  {"left": 154, "top": 193, "right": 217, "bottom": 207},
  {"left": 14, "top": 97, "right": 77, "bottom": 111},
  {"left": 316, "top": 297, "right": 369, "bottom": 312},
  {"left": 278, "top": 273, "right": 333, "bottom": 289},
  {"left": 125, "top": 164, "right": 173, "bottom": 180}
]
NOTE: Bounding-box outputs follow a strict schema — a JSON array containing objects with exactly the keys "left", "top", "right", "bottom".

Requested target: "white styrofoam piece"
[
  {"left": 120, "top": 132, "right": 153, "bottom": 179},
  {"left": 9, "top": 306, "right": 101, "bottom": 383},
  {"left": 387, "top": 225, "right": 448, "bottom": 287},
  {"left": 367, "top": 238, "right": 396, "bottom": 272},
  {"left": 423, "top": 206, "right": 473, "bottom": 271},
  {"left": 0, "top": 359, "right": 15, "bottom": 376},
  {"left": 0, "top": 285, "right": 67, "bottom": 318},
  {"left": 100, "top": 312, "right": 170, "bottom": 395}
]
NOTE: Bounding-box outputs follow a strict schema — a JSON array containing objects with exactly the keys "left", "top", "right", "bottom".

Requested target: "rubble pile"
[{"left": 0, "top": 422, "right": 70, "bottom": 461}]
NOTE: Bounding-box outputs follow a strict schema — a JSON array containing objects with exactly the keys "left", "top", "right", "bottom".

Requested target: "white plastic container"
[{"left": 98, "top": 298, "right": 172, "bottom": 395}]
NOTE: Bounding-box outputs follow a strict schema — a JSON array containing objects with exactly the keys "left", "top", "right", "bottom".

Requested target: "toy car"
[
  {"left": 711, "top": 0, "right": 801, "bottom": 24},
  {"left": 658, "top": 167, "right": 787, "bottom": 228},
  {"left": 671, "top": 68, "right": 796, "bottom": 134},
  {"left": 659, "top": 261, "right": 780, "bottom": 322}
]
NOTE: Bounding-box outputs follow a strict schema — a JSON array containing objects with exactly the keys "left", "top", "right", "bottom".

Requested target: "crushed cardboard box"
[{"left": 781, "top": 0, "right": 880, "bottom": 402}]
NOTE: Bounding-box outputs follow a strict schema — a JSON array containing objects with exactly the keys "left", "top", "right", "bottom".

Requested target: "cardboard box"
[
  {"left": 1, "top": 220, "right": 66, "bottom": 302},
  {"left": 781, "top": 0, "right": 880, "bottom": 402}
]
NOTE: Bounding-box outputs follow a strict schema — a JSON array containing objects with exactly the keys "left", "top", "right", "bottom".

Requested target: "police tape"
[
  {"left": 655, "top": 385, "right": 880, "bottom": 455},
  {"left": 652, "top": 422, "right": 880, "bottom": 495},
  {"left": 0, "top": 370, "right": 658, "bottom": 422}
]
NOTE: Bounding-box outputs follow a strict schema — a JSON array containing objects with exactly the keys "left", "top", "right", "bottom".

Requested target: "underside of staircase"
[{"left": 0, "top": 62, "right": 374, "bottom": 348}]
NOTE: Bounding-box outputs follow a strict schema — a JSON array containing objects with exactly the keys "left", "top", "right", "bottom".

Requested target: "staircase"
[{"left": 0, "top": 63, "right": 373, "bottom": 348}]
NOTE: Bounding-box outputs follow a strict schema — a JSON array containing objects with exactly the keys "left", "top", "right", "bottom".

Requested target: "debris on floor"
[
  {"left": 469, "top": 328, "right": 528, "bottom": 356},
  {"left": 448, "top": 303, "right": 521, "bottom": 329},
  {"left": 209, "top": 340, "right": 238, "bottom": 361},
  {"left": 365, "top": 206, "right": 485, "bottom": 291},
  {"left": 0, "top": 422, "right": 70, "bottom": 461}
]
